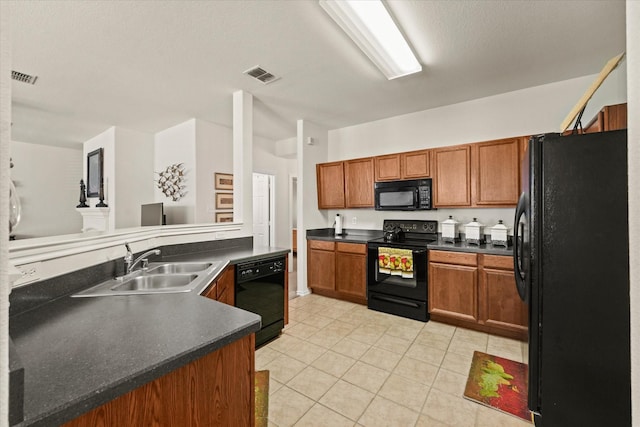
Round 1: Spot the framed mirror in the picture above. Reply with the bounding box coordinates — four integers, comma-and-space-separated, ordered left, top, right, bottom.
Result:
87, 148, 103, 197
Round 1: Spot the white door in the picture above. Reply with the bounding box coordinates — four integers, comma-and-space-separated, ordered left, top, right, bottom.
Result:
253, 173, 270, 247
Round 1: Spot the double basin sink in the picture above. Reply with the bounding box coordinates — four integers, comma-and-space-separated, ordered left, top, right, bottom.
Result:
73, 261, 223, 297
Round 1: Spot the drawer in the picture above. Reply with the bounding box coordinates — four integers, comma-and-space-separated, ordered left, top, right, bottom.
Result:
483, 254, 513, 270
309, 240, 335, 251
429, 250, 478, 266
336, 242, 366, 254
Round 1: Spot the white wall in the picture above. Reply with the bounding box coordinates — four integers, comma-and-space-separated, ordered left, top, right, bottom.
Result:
626, 1, 639, 424
10, 141, 83, 238
154, 120, 197, 224
114, 127, 155, 228
327, 67, 627, 232
195, 119, 233, 224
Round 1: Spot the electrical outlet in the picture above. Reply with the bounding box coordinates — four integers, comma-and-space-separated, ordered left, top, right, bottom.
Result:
352, 217, 357, 225
14, 262, 42, 286
215, 231, 227, 239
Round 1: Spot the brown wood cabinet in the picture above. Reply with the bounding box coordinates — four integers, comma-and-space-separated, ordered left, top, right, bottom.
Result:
63, 334, 255, 427
473, 137, 522, 206
344, 157, 374, 207
428, 250, 527, 340
374, 149, 430, 181
203, 266, 235, 306
317, 158, 374, 209
316, 161, 345, 209
479, 255, 527, 338
583, 102, 627, 133
335, 242, 367, 302
432, 145, 472, 207
307, 240, 336, 292
307, 239, 367, 304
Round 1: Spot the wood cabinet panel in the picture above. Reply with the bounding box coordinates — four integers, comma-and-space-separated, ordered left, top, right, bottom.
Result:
64, 334, 255, 427
292, 229, 297, 253
374, 154, 402, 181
307, 243, 336, 292
480, 268, 527, 334
433, 145, 472, 207
429, 262, 478, 322
584, 103, 627, 133
474, 138, 521, 206
336, 242, 367, 254
344, 158, 374, 207
402, 149, 430, 178
309, 240, 335, 251
316, 162, 345, 209
202, 266, 234, 306
335, 251, 367, 301
429, 250, 477, 266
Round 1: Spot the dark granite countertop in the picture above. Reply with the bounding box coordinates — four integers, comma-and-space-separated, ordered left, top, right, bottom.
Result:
306, 228, 513, 256
9, 246, 288, 427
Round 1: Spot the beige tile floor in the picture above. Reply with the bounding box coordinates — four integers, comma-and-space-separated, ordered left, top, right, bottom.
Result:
257, 294, 531, 427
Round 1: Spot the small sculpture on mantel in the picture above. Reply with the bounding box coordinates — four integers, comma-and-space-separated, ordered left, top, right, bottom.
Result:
96, 177, 108, 207
77, 179, 89, 208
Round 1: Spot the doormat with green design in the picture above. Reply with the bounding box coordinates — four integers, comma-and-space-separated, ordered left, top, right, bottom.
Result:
255, 370, 270, 427
463, 351, 532, 423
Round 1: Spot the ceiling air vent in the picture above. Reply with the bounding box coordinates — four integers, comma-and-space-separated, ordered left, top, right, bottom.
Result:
12, 70, 38, 85
243, 66, 280, 85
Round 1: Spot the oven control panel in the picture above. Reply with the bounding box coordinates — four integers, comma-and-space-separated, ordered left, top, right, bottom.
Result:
382, 220, 437, 234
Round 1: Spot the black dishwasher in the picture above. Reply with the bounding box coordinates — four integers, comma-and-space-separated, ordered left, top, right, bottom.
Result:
235, 256, 285, 347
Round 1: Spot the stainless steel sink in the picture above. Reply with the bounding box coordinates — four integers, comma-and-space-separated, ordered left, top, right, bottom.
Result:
72, 260, 224, 297
111, 274, 199, 291
146, 262, 212, 274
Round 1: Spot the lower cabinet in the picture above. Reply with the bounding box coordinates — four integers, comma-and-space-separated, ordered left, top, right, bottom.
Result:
307, 239, 367, 304
63, 334, 256, 427
203, 265, 235, 306
429, 250, 527, 340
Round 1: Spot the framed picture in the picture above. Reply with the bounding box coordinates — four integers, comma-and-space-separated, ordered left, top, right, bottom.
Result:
215, 193, 234, 210
86, 148, 103, 197
215, 173, 233, 190
215, 212, 233, 223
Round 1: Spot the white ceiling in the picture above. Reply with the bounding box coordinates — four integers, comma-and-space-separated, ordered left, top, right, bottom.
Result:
9, 0, 626, 148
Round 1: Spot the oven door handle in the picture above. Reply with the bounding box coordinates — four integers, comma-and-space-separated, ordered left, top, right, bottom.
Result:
371, 294, 421, 308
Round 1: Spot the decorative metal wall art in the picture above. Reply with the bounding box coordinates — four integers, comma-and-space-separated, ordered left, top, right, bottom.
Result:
156, 163, 186, 201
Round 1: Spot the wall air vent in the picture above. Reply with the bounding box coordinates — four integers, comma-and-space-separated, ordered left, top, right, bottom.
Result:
12, 70, 38, 85
243, 66, 280, 85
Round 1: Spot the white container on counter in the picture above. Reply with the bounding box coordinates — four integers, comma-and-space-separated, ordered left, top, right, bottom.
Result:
464, 218, 485, 245
441, 216, 460, 243
490, 220, 511, 248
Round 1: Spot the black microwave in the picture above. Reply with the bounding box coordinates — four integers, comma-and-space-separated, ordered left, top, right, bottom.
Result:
374, 178, 432, 210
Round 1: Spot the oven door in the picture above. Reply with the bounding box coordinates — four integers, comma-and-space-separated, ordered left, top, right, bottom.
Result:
366, 243, 427, 301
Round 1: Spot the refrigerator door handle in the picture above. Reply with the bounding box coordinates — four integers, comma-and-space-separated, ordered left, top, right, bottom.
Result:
514, 192, 528, 301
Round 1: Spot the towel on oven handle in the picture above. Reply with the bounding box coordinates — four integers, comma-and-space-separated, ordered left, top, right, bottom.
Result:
377, 247, 413, 279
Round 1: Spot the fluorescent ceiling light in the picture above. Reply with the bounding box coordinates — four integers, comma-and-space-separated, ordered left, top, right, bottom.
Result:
319, 0, 422, 80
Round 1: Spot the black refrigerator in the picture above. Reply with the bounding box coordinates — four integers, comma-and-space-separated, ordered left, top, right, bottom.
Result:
513, 130, 631, 426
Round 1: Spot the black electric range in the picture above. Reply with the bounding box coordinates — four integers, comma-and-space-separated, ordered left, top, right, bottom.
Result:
366, 220, 438, 321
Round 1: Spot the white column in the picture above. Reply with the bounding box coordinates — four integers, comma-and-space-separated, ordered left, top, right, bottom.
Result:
233, 91, 253, 236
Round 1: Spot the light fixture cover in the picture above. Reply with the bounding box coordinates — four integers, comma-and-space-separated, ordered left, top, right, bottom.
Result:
319, 0, 421, 80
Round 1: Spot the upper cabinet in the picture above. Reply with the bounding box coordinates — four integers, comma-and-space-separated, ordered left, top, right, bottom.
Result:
344, 157, 374, 208
583, 103, 627, 133
317, 157, 374, 209
316, 161, 345, 209
374, 149, 430, 181
473, 137, 522, 206
432, 145, 472, 207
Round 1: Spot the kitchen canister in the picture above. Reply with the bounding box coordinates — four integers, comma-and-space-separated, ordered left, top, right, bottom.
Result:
490, 220, 511, 248
464, 218, 485, 245
441, 216, 460, 243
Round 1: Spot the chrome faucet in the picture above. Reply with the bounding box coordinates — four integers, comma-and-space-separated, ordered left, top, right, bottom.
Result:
124, 242, 161, 274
